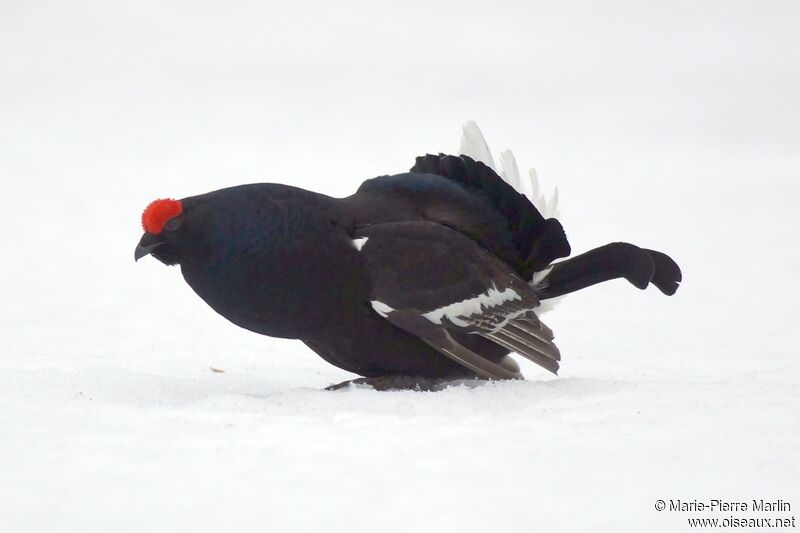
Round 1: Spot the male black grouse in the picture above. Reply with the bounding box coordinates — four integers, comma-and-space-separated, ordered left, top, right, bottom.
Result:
135, 151, 680, 385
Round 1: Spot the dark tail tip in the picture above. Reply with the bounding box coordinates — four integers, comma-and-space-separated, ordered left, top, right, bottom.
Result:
644, 249, 682, 295
610, 242, 655, 290
537, 242, 654, 299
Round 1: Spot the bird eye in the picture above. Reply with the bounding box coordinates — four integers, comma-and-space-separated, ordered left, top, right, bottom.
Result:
164, 217, 182, 232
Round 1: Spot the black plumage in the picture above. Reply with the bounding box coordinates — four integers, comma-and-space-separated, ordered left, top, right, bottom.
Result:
135, 154, 681, 381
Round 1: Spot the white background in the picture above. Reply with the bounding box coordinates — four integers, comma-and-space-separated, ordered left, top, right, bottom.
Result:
1, 1, 798, 531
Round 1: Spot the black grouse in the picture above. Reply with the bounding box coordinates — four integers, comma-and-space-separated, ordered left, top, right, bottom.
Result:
135, 151, 680, 385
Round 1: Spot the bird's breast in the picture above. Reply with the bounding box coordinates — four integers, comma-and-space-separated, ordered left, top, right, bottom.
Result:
180, 224, 371, 340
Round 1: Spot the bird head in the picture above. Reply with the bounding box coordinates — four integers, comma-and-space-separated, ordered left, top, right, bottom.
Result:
134, 198, 188, 265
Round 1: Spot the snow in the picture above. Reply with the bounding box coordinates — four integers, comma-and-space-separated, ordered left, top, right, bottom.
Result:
2, 1, 799, 531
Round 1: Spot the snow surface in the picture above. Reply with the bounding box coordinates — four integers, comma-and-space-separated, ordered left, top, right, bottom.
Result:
2, 1, 799, 532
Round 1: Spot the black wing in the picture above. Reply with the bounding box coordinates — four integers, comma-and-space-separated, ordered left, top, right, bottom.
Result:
353, 153, 571, 281
410, 153, 571, 275
355, 220, 561, 378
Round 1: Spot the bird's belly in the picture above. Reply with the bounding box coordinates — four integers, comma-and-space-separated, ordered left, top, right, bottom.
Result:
302, 309, 478, 378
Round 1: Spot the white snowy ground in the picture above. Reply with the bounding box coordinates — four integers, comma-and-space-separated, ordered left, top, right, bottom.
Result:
1, 1, 798, 531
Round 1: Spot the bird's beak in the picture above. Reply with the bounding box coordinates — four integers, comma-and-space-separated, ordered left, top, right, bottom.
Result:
134, 233, 164, 261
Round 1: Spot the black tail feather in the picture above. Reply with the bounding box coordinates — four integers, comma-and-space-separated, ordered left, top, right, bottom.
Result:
537, 242, 680, 299
643, 249, 682, 295
411, 153, 571, 277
